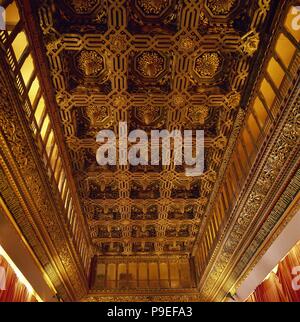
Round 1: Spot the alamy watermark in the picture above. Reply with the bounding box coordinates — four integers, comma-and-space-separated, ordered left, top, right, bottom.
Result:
292, 266, 300, 292
292, 6, 300, 31
0, 6, 6, 31
0, 266, 6, 291
96, 123, 204, 177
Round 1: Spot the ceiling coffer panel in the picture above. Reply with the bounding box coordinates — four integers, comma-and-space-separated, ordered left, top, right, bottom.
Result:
34, 0, 272, 257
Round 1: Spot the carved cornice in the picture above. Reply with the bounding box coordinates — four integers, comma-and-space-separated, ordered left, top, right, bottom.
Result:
82, 288, 202, 302
0, 55, 88, 300
194, 0, 298, 300
198, 81, 300, 301
82, 294, 202, 302
30, 0, 273, 260
192, 0, 279, 258
218, 169, 300, 301
233, 181, 300, 299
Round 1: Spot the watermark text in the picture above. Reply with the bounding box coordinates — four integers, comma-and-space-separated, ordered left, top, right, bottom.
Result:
291, 6, 300, 31
0, 266, 6, 290
292, 266, 300, 291
96, 123, 205, 177
0, 6, 6, 31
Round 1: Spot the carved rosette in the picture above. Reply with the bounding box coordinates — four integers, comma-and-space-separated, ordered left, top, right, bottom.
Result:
87, 105, 109, 127
137, 0, 170, 15
171, 94, 186, 108
188, 105, 209, 124
135, 105, 161, 125
240, 32, 260, 56
195, 52, 222, 78
178, 36, 196, 52
136, 51, 165, 78
67, 0, 99, 14
110, 34, 128, 52
112, 95, 127, 108
206, 0, 237, 16
77, 50, 104, 77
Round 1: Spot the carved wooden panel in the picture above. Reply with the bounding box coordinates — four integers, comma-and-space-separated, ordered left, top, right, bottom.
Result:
33, 0, 273, 258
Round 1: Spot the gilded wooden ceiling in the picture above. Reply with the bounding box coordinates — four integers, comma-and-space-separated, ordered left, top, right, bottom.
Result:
33, 0, 271, 258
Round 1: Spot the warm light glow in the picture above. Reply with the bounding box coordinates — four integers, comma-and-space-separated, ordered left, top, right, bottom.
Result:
260, 79, 276, 108
50, 144, 58, 170
11, 31, 28, 62
275, 33, 296, 68
247, 114, 260, 141
28, 77, 40, 105
54, 157, 62, 181
253, 97, 268, 128
267, 57, 285, 89
45, 130, 54, 157
40, 114, 50, 140
242, 128, 254, 158
34, 96, 46, 127
272, 264, 279, 275
0, 245, 43, 302
20, 54, 34, 87
5, 1, 20, 27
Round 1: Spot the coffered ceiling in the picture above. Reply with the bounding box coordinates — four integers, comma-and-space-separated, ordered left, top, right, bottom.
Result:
31, 0, 273, 259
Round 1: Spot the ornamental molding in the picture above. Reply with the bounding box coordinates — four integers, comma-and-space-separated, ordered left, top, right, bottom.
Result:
199, 82, 300, 301
0, 57, 88, 300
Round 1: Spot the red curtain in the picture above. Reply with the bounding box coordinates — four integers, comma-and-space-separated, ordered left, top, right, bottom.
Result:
246, 241, 300, 302
0, 255, 37, 302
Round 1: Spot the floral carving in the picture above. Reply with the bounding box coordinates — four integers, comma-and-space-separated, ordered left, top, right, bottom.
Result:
87, 105, 109, 127
206, 0, 237, 15
78, 50, 104, 77
179, 36, 195, 52
136, 51, 165, 78
201, 103, 300, 299
67, 0, 98, 14
137, 0, 170, 15
195, 53, 222, 78
188, 105, 209, 124
240, 32, 260, 56
136, 105, 161, 125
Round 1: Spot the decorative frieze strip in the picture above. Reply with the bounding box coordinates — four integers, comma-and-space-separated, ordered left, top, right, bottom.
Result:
222, 169, 300, 302
0, 56, 88, 299
82, 292, 202, 302
191, 0, 279, 258
0, 167, 67, 300
199, 85, 300, 300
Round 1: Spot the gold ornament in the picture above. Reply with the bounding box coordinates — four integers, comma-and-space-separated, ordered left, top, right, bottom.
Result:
179, 37, 195, 52
207, 0, 236, 15
195, 52, 222, 78
137, 0, 169, 15
172, 94, 186, 108
137, 51, 165, 78
78, 50, 104, 77
110, 34, 128, 52
113, 95, 127, 108
188, 105, 209, 124
87, 105, 109, 127
68, 0, 98, 14
227, 92, 241, 110
136, 105, 161, 125
241, 32, 260, 56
